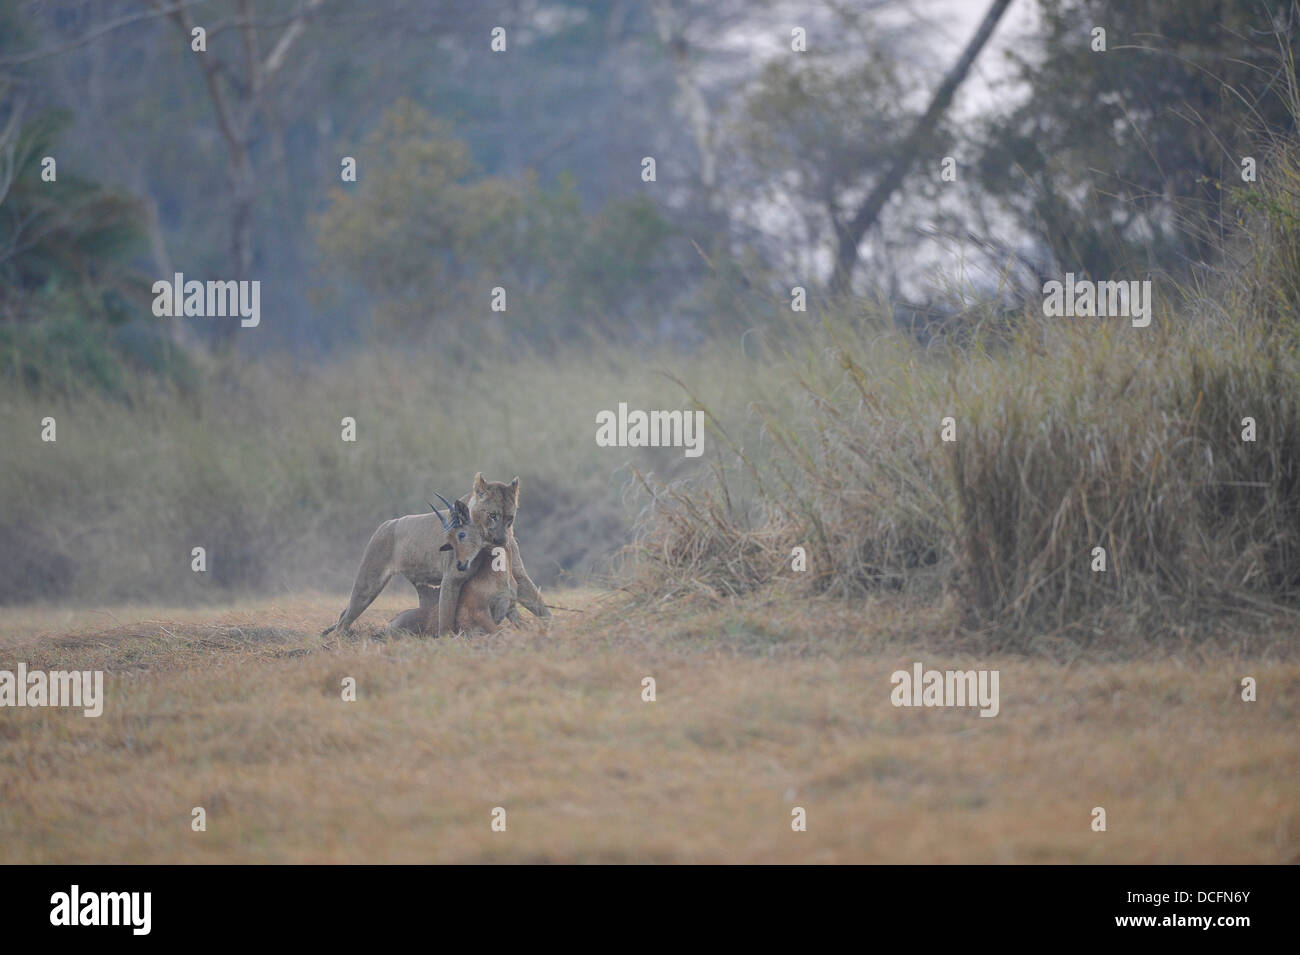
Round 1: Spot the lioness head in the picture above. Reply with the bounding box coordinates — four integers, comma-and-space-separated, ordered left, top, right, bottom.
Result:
468, 472, 519, 547
438, 499, 486, 573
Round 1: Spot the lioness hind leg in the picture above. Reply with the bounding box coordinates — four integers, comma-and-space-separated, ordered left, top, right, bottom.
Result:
326, 567, 393, 635
388, 606, 436, 636
324, 521, 398, 635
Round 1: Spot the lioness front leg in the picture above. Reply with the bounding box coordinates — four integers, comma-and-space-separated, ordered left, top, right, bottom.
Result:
435, 549, 473, 635
509, 539, 551, 622
415, 583, 440, 608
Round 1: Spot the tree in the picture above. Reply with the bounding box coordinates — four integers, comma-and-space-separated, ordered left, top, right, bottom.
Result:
738, 55, 915, 287
314, 100, 675, 344
0, 108, 144, 314
828, 0, 1013, 294
149, 0, 325, 345
975, 0, 1300, 283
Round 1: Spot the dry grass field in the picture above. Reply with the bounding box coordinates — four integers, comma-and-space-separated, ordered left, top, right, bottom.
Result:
7, 0, 1300, 876
1, 589, 1296, 864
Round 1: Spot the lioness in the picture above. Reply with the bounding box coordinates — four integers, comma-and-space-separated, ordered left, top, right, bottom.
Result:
388, 498, 518, 636
323, 473, 550, 635
434, 472, 550, 636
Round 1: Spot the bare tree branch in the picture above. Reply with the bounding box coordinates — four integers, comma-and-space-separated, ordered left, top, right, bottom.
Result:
0, 0, 205, 67
830, 0, 1014, 294
152, 0, 244, 152
0, 86, 25, 209
263, 0, 324, 80
651, 0, 717, 192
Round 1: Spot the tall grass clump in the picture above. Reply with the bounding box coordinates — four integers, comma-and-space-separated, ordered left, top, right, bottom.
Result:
625, 314, 959, 603
625, 146, 1300, 645
949, 312, 1298, 635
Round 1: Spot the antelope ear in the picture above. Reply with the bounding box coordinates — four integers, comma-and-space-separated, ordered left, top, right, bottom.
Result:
473, 471, 488, 495
509, 476, 520, 505
454, 499, 471, 523
439, 543, 452, 552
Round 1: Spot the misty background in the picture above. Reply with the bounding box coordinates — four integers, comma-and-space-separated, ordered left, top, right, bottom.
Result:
1, 0, 1296, 618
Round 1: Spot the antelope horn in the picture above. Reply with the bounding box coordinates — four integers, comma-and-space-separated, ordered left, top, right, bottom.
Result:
433, 492, 461, 527
427, 500, 451, 531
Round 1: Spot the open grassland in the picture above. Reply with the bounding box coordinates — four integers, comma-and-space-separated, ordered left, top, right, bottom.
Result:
1, 591, 1296, 864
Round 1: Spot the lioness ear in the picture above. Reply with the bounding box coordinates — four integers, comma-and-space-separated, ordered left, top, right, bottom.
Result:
473, 471, 487, 495
439, 543, 452, 551
510, 476, 520, 505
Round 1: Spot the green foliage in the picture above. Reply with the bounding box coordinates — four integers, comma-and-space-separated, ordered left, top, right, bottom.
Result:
562, 193, 675, 320
977, 0, 1300, 281
314, 100, 674, 343
0, 299, 127, 395
0, 284, 197, 399
314, 101, 494, 310
0, 110, 146, 302
0, 106, 192, 398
